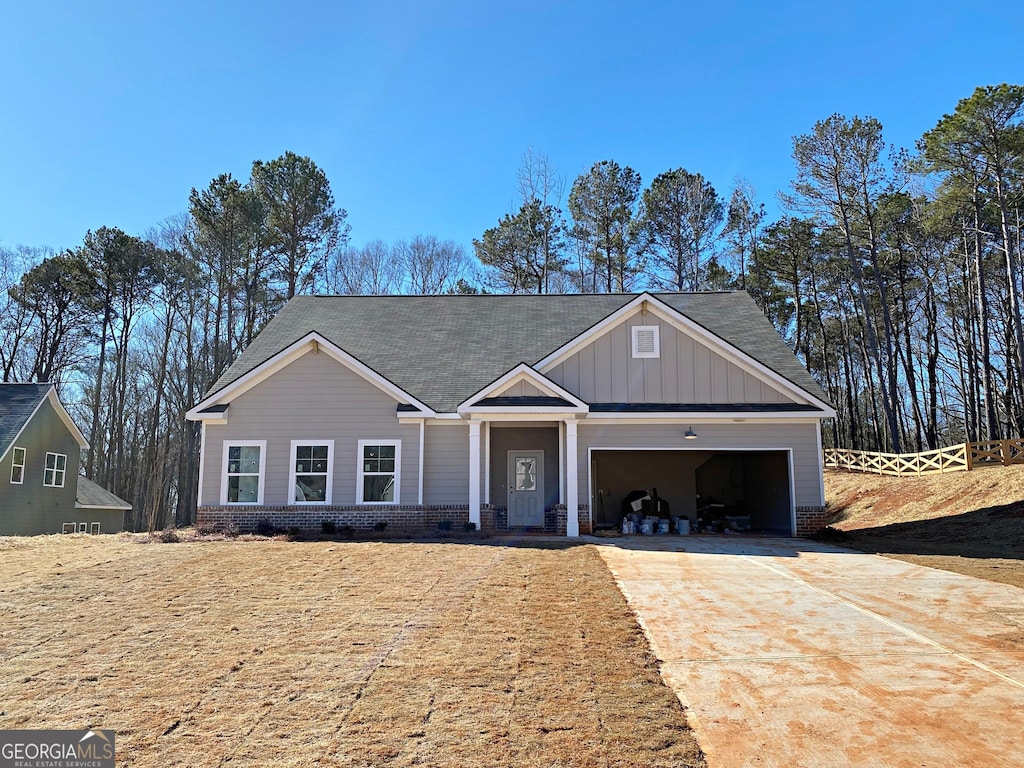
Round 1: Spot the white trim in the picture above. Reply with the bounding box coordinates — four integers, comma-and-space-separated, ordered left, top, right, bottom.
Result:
461, 408, 588, 419
468, 420, 481, 527
186, 333, 437, 421
0, 386, 88, 464
536, 293, 835, 416
484, 421, 491, 505
557, 421, 565, 505
43, 451, 67, 488
584, 414, 826, 424
220, 440, 267, 505
816, 423, 826, 506
565, 420, 579, 537
197, 422, 207, 506
456, 363, 589, 414
356, 439, 402, 505
631, 325, 660, 358
76, 503, 133, 511
288, 440, 335, 505
586, 445, 797, 536
418, 420, 425, 506
10, 446, 25, 484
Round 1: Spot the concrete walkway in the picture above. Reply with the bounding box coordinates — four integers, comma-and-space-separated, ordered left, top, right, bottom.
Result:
592, 536, 1024, 768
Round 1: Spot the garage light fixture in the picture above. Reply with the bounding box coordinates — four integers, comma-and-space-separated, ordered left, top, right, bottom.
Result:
684, 427, 698, 440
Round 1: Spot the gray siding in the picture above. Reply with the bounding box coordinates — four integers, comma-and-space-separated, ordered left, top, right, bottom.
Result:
0, 400, 83, 535
546, 314, 795, 404
577, 421, 821, 509
201, 350, 420, 507
494, 380, 546, 397
423, 423, 469, 505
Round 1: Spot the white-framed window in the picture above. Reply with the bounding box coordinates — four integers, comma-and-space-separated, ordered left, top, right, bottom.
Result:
44, 452, 67, 487
10, 446, 25, 484
357, 440, 401, 504
631, 325, 660, 358
290, 440, 334, 505
221, 440, 266, 505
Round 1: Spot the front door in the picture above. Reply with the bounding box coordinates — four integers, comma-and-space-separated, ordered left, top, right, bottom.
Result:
508, 451, 544, 527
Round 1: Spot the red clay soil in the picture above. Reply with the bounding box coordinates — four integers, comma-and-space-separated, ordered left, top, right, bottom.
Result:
823, 466, 1024, 587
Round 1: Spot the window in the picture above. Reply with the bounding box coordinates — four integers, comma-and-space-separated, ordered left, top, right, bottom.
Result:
44, 452, 67, 487
90, 522, 101, 535
11, 447, 25, 484
632, 325, 660, 358
222, 441, 266, 504
357, 440, 400, 504
290, 440, 334, 504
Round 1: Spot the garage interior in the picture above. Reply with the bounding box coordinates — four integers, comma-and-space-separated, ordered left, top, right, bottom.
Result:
590, 450, 793, 534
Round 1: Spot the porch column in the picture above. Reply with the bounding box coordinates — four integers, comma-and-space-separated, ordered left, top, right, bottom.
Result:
468, 419, 482, 528
565, 419, 579, 537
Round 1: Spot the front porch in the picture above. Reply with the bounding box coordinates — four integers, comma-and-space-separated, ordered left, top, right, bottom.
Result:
467, 418, 582, 537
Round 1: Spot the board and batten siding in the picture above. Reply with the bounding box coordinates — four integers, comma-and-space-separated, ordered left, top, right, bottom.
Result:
545, 314, 795, 404
201, 349, 420, 507
0, 399, 82, 535
577, 420, 823, 509
492, 380, 546, 398
423, 423, 469, 505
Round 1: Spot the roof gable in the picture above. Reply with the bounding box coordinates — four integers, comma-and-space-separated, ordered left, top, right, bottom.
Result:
0, 383, 88, 462
457, 363, 588, 414
539, 294, 832, 412
187, 333, 436, 419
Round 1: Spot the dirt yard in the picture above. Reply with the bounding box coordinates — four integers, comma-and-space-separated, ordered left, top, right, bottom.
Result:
0, 535, 705, 768
824, 466, 1024, 588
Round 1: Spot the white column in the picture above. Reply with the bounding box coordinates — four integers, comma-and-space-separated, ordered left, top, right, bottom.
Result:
468, 420, 482, 527
558, 420, 565, 504
565, 419, 579, 537
417, 419, 425, 506
484, 421, 491, 505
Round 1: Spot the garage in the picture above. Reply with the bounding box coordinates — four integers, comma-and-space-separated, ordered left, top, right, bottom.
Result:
589, 449, 793, 535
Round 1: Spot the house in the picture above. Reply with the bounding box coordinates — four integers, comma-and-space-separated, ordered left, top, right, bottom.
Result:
186, 292, 835, 537
0, 383, 131, 535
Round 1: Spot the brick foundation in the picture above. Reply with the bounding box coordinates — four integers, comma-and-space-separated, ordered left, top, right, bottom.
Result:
795, 506, 830, 537
197, 504, 484, 534
488, 504, 591, 536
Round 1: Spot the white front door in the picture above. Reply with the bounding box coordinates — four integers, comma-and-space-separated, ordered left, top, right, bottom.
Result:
508, 451, 544, 526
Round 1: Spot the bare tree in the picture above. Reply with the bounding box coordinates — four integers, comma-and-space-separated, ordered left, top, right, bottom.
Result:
397, 235, 471, 294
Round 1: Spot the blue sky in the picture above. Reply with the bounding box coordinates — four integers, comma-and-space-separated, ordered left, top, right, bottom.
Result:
2, 1, 1022, 256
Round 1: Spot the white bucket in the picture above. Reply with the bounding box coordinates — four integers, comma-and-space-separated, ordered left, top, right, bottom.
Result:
640, 519, 654, 535
676, 518, 690, 535
657, 519, 670, 534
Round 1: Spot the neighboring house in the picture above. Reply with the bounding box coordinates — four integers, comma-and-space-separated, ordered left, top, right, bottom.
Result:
186, 292, 835, 537
0, 383, 131, 535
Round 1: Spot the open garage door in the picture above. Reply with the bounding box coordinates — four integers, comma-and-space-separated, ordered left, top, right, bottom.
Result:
590, 449, 793, 535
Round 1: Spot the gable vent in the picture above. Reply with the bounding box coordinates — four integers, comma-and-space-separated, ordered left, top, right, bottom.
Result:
632, 325, 660, 358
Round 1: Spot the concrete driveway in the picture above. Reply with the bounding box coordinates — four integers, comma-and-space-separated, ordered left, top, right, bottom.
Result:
592, 536, 1024, 768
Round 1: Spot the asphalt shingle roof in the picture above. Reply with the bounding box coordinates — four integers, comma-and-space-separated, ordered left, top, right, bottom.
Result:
77, 476, 132, 510
206, 292, 830, 413
0, 383, 53, 459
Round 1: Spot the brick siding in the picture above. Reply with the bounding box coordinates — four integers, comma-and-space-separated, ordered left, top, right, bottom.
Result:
198, 504, 480, 534
201, 502, 595, 536
795, 506, 830, 537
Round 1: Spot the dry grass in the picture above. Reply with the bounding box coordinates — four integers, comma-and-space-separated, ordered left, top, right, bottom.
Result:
824, 467, 1024, 588
0, 535, 705, 768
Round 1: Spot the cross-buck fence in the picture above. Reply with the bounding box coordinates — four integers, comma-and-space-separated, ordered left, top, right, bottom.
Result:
823, 440, 1024, 476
